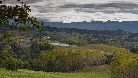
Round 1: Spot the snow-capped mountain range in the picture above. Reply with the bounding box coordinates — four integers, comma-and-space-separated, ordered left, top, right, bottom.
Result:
4, 0, 138, 23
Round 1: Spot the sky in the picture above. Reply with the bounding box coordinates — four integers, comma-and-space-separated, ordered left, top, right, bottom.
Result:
4, 0, 138, 23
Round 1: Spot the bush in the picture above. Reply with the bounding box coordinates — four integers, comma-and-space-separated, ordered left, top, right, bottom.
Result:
4, 57, 19, 71
36, 47, 107, 72
111, 49, 138, 78
26, 59, 48, 71
31, 39, 54, 58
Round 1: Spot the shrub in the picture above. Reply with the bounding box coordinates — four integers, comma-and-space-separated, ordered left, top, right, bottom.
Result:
4, 57, 19, 71
36, 47, 107, 72
111, 49, 138, 78
31, 39, 54, 58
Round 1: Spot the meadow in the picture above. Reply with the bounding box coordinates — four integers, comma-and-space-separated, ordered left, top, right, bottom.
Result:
0, 69, 111, 78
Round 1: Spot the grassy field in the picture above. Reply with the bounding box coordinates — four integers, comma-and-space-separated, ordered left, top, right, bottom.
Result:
0, 69, 111, 78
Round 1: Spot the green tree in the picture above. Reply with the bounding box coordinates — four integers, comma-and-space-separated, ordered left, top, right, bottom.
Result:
0, 0, 43, 31
0, 0, 44, 71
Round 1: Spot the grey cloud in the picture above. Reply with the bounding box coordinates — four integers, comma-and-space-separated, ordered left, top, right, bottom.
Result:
59, 2, 138, 9
38, 8, 66, 13
75, 8, 117, 14
75, 8, 138, 14
4, 0, 43, 4
33, 5, 69, 13
59, 2, 138, 14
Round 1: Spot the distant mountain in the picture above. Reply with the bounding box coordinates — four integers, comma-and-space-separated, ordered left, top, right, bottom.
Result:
45, 21, 138, 33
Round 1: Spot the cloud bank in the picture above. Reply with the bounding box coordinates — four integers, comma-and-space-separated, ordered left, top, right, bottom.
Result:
4, 0, 138, 22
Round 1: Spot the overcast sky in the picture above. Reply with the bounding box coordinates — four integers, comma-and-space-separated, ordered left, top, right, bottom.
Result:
5, 0, 138, 22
